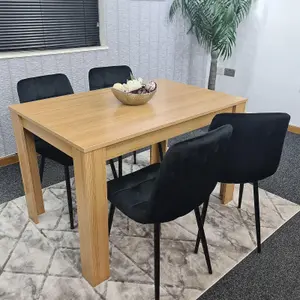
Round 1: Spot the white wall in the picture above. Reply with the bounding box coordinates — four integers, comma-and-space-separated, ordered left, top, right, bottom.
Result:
216, 2, 264, 98
0, 0, 192, 156
247, 0, 300, 126
199, 0, 300, 126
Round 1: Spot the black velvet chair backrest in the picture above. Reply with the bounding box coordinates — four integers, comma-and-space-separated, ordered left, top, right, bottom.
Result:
17, 74, 74, 103
88, 65, 132, 90
17, 74, 74, 143
148, 125, 233, 223
209, 113, 290, 183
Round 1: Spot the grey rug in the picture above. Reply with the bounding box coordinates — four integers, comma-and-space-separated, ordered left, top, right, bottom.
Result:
0, 151, 299, 300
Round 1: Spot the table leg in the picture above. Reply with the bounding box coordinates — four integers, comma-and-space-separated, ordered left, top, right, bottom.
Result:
233, 102, 246, 114
151, 141, 167, 164
73, 148, 110, 287
220, 184, 235, 205
10, 111, 44, 223
220, 102, 246, 204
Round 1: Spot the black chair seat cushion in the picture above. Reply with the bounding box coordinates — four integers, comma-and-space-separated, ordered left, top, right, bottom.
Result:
107, 164, 160, 224
35, 139, 73, 166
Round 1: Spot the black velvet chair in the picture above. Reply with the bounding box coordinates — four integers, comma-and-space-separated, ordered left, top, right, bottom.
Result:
89, 65, 132, 90
195, 113, 290, 254
17, 74, 118, 229
88, 65, 137, 176
107, 125, 233, 300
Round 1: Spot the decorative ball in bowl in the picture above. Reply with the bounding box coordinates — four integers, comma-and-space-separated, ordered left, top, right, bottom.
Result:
112, 78, 157, 106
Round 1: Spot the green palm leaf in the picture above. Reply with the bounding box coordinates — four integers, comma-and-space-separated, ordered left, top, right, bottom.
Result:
169, 0, 254, 60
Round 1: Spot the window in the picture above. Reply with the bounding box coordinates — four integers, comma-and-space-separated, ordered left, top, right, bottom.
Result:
0, 0, 100, 52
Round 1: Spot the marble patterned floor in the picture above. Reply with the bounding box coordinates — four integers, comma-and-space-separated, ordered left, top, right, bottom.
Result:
0, 151, 299, 300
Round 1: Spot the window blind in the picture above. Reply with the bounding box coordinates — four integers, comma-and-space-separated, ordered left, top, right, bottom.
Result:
0, 0, 100, 52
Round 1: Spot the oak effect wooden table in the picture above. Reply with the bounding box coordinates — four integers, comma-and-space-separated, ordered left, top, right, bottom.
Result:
9, 79, 247, 287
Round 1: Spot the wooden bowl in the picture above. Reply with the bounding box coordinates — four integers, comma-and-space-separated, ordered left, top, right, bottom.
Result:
111, 87, 157, 106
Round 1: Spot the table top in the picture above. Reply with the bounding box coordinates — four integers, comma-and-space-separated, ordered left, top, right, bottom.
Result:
10, 79, 247, 152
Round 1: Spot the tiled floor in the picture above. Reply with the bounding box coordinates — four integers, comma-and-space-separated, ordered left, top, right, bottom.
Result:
0, 151, 299, 300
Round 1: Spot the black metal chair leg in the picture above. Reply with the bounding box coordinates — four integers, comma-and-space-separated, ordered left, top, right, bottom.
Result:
194, 207, 212, 274
201, 199, 209, 224
133, 151, 137, 164
118, 155, 123, 177
109, 159, 118, 179
194, 199, 209, 254
39, 156, 46, 183
194, 225, 201, 254
253, 181, 261, 253
154, 223, 161, 300
64, 166, 74, 230
108, 204, 116, 235
238, 183, 244, 209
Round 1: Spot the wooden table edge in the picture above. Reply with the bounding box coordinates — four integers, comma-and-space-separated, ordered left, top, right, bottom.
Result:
9, 98, 247, 154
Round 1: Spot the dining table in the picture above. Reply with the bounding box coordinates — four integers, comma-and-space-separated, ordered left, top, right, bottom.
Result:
9, 78, 247, 287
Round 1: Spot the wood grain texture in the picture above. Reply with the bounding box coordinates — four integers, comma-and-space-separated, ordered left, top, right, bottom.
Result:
105, 107, 233, 160
73, 147, 110, 286
10, 111, 44, 223
0, 153, 18, 167
232, 102, 247, 113
150, 141, 167, 164
9, 79, 247, 153
220, 183, 235, 205
22, 119, 72, 156
288, 125, 300, 134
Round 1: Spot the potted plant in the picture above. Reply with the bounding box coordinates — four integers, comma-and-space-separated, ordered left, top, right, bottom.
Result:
169, 0, 255, 90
